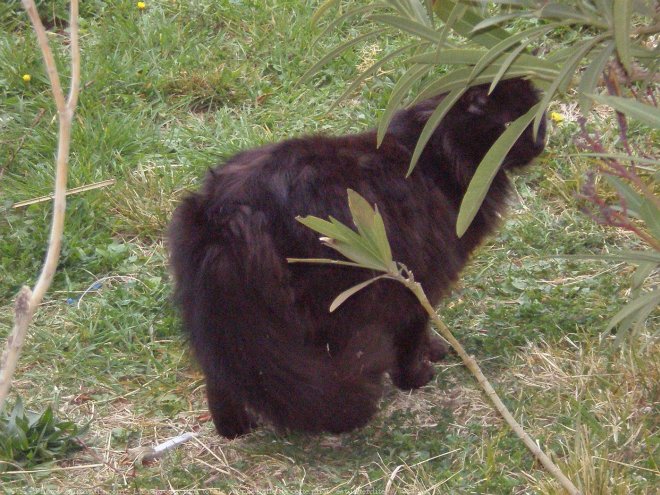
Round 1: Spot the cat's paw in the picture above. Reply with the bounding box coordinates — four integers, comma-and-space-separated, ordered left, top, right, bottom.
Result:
426, 335, 449, 362
391, 361, 435, 390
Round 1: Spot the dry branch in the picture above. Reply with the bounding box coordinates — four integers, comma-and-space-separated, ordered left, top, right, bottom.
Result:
0, 0, 80, 410
397, 272, 581, 495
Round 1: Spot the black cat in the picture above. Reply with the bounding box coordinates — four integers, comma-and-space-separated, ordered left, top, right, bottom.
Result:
168, 78, 545, 438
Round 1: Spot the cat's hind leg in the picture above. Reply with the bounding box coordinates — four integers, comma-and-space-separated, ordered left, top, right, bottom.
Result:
206, 378, 256, 439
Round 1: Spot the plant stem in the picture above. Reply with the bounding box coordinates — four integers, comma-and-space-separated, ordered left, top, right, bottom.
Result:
0, 0, 80, 411
396, 273, 581, 495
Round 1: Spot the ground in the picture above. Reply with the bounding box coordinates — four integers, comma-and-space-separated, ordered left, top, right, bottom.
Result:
0, 1, 657, 494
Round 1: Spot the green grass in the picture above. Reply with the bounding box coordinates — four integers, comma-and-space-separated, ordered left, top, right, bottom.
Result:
0, 1, 658, 493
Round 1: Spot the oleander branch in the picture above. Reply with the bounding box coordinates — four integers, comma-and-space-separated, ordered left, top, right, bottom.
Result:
0, 0, 80, 410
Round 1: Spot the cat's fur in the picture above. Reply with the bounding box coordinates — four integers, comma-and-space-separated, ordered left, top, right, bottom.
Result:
168, 78, 545, 438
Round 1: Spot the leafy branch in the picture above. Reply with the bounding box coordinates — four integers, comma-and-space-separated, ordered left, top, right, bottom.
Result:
289, 189, 580, 495
0, 0, 80, 410
307, 0, 658, 236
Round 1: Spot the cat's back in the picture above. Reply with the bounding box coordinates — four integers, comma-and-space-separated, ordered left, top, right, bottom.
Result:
196, 130, 412, 224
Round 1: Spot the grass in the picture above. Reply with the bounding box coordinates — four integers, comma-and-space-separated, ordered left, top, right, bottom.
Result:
0, 0, 658, 493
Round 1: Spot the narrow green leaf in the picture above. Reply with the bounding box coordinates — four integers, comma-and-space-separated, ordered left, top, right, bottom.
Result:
296, 215, 355, 243
593, 0, 613, 24
377, 64, 430, 146
605, 175, 644, 216
632, 261, 657, 290
488, 42, 529, 93
311, 0, 340, 26
368, 14, 441, 42
573, 153, 660, 166
347, 189, 393, 267
469, 24, 557, 85
408, 49, 559, 76
471, 12, 533, 32
606, 288, 660, 332
589, 94, 660, 128
555, 250, 660, 264
613, 0, 633, 74
347, 189, 381, 248
411, 67, 531, 106
300, 28, 392, 84
539, 3, 603, 25
638, 199, 660, 239
435, 1, 468, 55
314, 3, 390, 44
405, 0, 433, 26
578, 41, 616, 114
330, 42, 424, 111
329, 276, 387, 312
533, 36, 603, 138
433, 0, 509, 48
287, 258, 367, 269
323, 240, 389, 271
457, 102, 541, 237
296, 214, 383, 268
407, 86, 467, 177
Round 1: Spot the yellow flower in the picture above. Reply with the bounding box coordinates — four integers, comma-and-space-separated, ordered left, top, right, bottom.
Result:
137, 1, 146, 9
550, 111, 564, 123
22, 74, 31, 82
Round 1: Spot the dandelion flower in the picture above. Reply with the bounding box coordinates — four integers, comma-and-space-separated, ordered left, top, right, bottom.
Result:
22, 74, 31, 82
137, 1, 146, 9
550, 112, 564, 123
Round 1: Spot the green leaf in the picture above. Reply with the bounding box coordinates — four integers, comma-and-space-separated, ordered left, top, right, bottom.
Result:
606, 288, 660, 332
377, 63, 430, 146
329, 275, 387, 312
488, 42, 529, 93
589, 94, 660, 128
469, 24, 558, 85
296, 214, 388, 272
539, 3, 604, 25
300, 28, 392, 84
407, 86, 467, 176
638, 198, 660, 239
330, 42, 424, 111
296, 215, 355, 243
368, 14, 441, 42
434, 0, 467, 55
433, 0, 509, 48
311, 0, 340, 26
322, 239, 390, 272
605, 175, 644, 217
287, 258, 369, 269
408, 48, 559, 74
457, 102, 541, 237
555, 250, 660, 264
578, 41, 616, 114
573, 153, 660, 166
632, 261, 657, 291
471, 12, 534, 32
314, 3, 389, 44
347, 189, 393, 267
613, 0, 633, 74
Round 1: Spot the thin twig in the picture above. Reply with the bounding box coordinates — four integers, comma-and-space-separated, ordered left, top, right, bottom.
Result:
393, 268, 581, 495
12, 179, 116, 208
0, 0, 80, 410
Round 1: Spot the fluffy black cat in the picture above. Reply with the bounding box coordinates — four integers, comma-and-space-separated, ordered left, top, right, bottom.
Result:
168, 78, 545, 438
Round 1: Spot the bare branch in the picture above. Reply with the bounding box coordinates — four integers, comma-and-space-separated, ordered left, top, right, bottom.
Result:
397, 271, 581, 495
0, 0, 80, 410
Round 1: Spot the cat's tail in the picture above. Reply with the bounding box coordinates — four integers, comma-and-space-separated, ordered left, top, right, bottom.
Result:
169, 193, 392, 436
